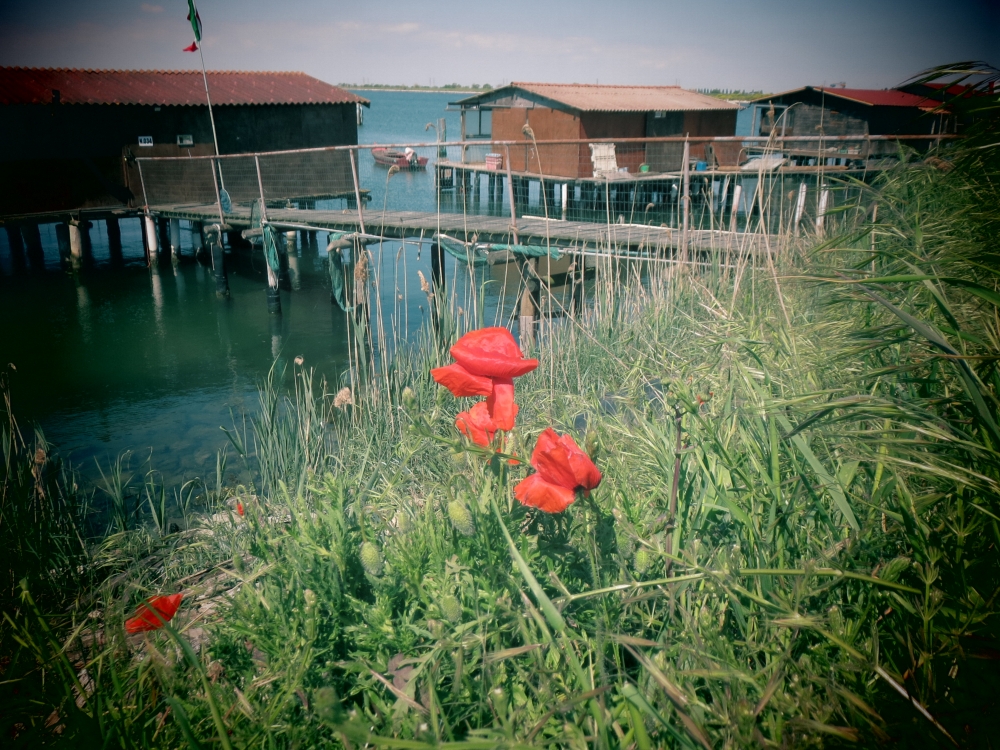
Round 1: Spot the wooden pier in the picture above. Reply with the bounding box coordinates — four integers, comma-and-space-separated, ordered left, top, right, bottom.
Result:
147, 202, 784, 256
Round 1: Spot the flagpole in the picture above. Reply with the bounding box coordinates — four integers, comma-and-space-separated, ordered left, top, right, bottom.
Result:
197, 45, 220, 159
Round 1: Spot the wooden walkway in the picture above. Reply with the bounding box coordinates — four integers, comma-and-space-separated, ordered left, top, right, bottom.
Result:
150, 202, 782, 255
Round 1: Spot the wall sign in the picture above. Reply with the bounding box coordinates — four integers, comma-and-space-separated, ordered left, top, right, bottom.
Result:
138, 136, 154, 147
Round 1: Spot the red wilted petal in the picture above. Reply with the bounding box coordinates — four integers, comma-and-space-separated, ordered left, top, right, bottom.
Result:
450, 327, 539, 379
486, 378, 518, 431
514, 474, 577, 513
455, 401, 497, 446
431, 363, 494, 397
530, 428, 602, 491
125, 594, 183, 633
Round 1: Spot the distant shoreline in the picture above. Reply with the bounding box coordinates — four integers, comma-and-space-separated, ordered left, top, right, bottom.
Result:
345, 87, 489, 95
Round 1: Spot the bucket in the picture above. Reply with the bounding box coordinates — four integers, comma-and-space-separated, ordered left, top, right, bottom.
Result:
695, 161, 708, 171
639, 163, 650, 173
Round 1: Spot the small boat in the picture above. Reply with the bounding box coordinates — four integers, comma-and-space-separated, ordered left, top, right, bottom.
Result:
372, 146, 428, 170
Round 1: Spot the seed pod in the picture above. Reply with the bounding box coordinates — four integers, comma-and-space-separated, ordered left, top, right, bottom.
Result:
440, 594, 462, 623
617, 534, 635, 559
359, 541, 384, 576
448, 500, 476, 537
401, 387, 417, 413
395, 511, 413, 534
303, 588, 317, 612
634, 549, 651, 575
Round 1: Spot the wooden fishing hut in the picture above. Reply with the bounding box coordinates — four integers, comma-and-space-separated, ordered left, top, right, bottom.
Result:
447, 82, 738, 177
0, 67, 368, 265
745, 86, 955, 163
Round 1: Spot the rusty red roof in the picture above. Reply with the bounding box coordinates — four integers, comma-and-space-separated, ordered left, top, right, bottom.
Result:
456, 82, 738, 112
755, 86, 943, 110
0, 67, 370, 107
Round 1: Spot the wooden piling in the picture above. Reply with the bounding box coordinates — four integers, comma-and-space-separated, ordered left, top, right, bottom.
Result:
169, 218, 181, 262
69, 222, 84, 263
190, 221, 205, 258
729, 185, 742, 233
143, 214, 159, 259
106, 218, 123, 262
157, 217, 170, 254
5, 225, 26, 273
680, 139, 691, 262
206, 225, 229, 298
518, 259, 540, 348
55, 223, 71, 266
21, 223, 45, 271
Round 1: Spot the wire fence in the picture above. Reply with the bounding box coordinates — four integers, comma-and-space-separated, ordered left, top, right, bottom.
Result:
136, 134, 948, 236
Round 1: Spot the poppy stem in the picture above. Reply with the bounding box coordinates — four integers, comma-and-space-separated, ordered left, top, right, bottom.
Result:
665, 405, 684, 570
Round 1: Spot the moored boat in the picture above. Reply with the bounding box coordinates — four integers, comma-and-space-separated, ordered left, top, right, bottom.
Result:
372, 146, 428, 170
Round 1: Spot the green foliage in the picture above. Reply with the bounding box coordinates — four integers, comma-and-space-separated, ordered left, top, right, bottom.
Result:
1, 109, 999, 747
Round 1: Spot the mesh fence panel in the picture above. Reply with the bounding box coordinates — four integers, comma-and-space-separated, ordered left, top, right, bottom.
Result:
136, 136, 923, 237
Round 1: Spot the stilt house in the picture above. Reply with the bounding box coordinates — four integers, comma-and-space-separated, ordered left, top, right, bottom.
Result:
0, 68, 369, 216
451, 82, 739, 178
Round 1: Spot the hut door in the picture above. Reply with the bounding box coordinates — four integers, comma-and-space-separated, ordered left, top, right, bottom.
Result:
646, 111, 685, 172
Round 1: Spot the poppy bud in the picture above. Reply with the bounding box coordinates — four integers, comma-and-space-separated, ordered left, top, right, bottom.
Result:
395, 511, 413, 533
359, 541, 384, 576
440, 594, 462, 623
401, 387, 417, 413
617, 534, 635, 559
303, 588, 317, 612
448, 500, 476, 537
585, 429, 600, 460
634, 549, 651, 575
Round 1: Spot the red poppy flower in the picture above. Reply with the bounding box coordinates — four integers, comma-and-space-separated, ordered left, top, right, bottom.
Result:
430, 363, 494, 397
449, 328, 539, 379
236, 500, 244, 516
486, 377, 517, 431
514, 428, 602, 513
455, 401, 498, 446
125, 594, 183, 633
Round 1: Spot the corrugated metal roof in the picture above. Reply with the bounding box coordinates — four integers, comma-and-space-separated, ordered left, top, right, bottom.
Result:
754, 86, 943, 109
0, 67, 370, 107
456, 82, 738, 112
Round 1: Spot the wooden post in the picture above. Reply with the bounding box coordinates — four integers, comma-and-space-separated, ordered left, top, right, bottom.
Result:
190, 220, 205, 259
206, 225, 229, 298
55, 223, 71, 266
169, 218, 181, 263
816, 185, 830, 235
157, 217, 170, 255
106, 218, 122, 262
729, 184, 742, 233
5, 226, 26, 272
460, 109, 467, 164
69, 221, 84, 264
518, 257, 540, 349
793, 181, 807, 236
680, 139, 691, 262
144, 214, 159, 259
21, 223, 45, 271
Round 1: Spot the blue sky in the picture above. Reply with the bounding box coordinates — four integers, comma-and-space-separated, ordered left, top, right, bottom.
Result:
1, 0, 997, 91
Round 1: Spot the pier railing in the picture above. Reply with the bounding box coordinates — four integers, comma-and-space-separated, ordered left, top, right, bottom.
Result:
136, 134, 954, 236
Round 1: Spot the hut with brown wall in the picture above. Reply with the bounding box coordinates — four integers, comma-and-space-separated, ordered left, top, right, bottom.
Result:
453, 82, 738, 178
747, 86, 955, 158
0, 68, 369, 217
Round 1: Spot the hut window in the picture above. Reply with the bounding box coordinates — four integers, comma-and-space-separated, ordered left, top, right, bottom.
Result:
654, 111, 666, 118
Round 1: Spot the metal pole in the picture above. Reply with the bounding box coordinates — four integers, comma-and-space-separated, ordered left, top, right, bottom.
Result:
198, 45, 221, 158
349, 148, 366, 235
680, 138, 690, 263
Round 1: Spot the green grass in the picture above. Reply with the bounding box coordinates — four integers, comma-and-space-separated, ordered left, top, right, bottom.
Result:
2, 122, 999, 748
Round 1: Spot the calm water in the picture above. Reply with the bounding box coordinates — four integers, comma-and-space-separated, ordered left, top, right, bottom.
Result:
0, 91, 510, 486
